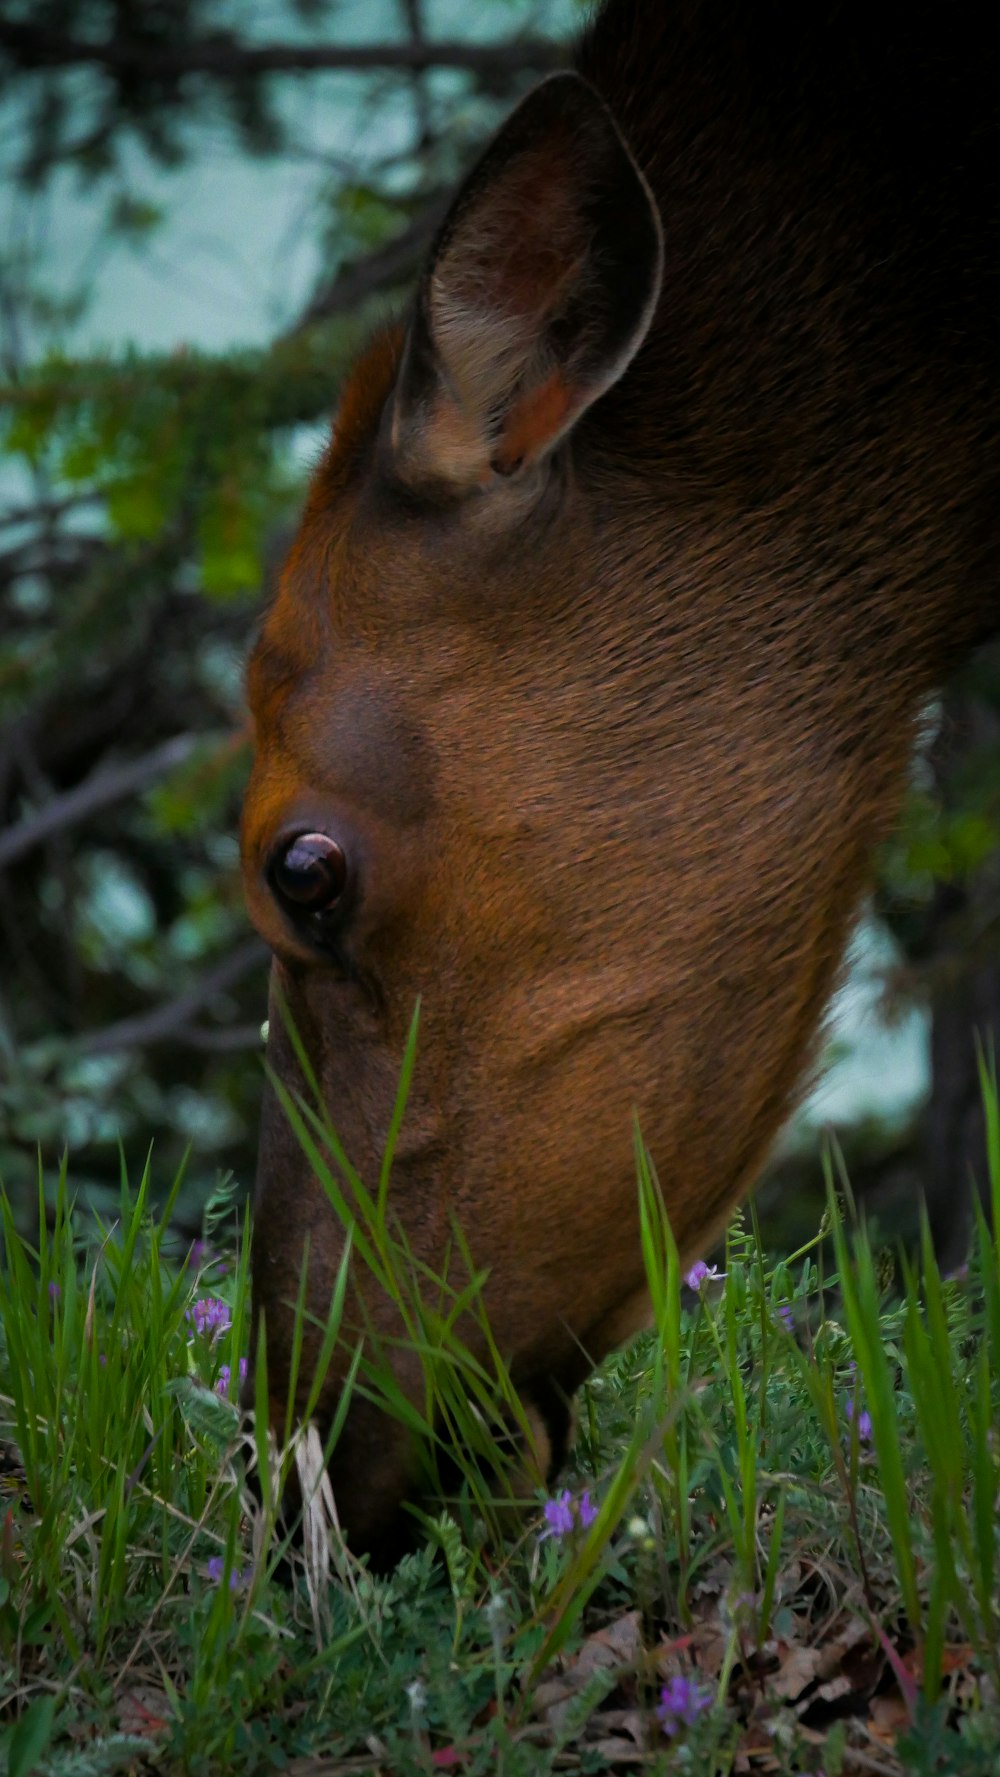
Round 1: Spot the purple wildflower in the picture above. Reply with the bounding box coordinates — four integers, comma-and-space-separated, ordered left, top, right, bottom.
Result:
206, 1555, 245, 1591
186, 1296, 231, 1340
541, 1488, 600, 1539
657, 1674, 712, 1737
48, 1281, 61, 1302
215, 1358, 248, 1398
776, 1303, 795, 1332
846, 1397, 873, 1442
542, 1490, 575, 1537
684, 1261, 720, 1291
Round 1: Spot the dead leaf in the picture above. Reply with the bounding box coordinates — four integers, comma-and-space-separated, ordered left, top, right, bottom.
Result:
595, 1707, 646, 1748
677, 1621, 728, 1679
532, 1679, 573, 1712
572, 1641, 622, 1681
689, 1556, 733, 1600
593, 1737, 646, 1763
117, 1686, 170, 1738
593, 1610, 643, 1664
770, 1644, 822, 1702
868, 1690, 911, 1746
652, 1631, 695, 1667
735, 1714, 780, 1760
814, 1674, 853, 1705
573, 1612, 642, 1681
814, 1615, 871, 1682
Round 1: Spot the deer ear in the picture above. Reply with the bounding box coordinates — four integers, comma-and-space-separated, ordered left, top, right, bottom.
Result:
388, 73, 663, 497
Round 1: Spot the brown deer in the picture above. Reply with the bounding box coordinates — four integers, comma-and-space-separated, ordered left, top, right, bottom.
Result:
240, 0, 999, 1562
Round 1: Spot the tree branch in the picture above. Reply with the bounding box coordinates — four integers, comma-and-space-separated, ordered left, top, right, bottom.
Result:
81, 938, 269, 1056
0, 491, 102, 531
0, 734, 200, 870
0, 24, 563, 82
174, 1021, 266, 1052
290, 204, 445, 336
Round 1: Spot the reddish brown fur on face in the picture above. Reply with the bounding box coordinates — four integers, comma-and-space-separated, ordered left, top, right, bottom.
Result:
305, 329, 404, 518
242, 0, 999, 1563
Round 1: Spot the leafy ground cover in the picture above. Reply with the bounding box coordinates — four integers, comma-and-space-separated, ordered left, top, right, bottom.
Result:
3, 1062, 1000, 1775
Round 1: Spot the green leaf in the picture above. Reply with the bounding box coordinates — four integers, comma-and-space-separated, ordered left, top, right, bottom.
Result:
21, 1601, 54, 1645
106, 477, 167, 539
108, 194, 165, 239
7, 1694, 56, 1777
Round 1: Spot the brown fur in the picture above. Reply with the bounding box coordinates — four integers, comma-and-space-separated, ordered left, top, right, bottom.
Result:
241, 0, 999, 1561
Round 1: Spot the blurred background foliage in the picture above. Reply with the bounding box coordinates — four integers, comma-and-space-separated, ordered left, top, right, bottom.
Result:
1, 0, 999, 1262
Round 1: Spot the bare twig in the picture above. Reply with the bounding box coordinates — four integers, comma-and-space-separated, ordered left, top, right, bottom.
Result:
0, 735, 200, 870
0, 533, 106, 587
174, 1022, 265, 1053
401, 0, 433, 153
844, 1749, 906, 1777
81, 939, 269, 1056
289, 204, 444, 336
0, 491, 103, 532
0, 25, 563, 82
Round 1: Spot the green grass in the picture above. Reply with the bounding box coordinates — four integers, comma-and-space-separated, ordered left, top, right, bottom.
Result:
3, 1062, 1000, 1773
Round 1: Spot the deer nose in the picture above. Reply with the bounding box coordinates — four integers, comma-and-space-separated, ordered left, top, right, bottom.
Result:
268, 831, 349, 919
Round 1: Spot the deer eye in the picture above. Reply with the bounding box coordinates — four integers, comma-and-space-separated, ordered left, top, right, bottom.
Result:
268, 831, 349, 922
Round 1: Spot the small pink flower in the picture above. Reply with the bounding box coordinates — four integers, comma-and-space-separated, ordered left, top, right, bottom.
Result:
542, 1490, 575, 1537
540, 1489, 599, 1539
185, 1297, 231, 1340
846, 1397, 873, 1442
206, 1555, 246, 1591
657, 1674, 712, 1736
684, 1261, 721, 1291
215, 1358, 248, 1398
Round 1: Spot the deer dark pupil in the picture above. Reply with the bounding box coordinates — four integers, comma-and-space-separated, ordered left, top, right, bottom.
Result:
271, 833, 346, 912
